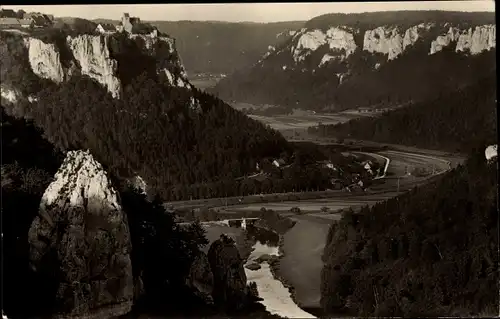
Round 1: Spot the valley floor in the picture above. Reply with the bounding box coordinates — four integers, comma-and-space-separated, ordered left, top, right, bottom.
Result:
169, 110, 466, 316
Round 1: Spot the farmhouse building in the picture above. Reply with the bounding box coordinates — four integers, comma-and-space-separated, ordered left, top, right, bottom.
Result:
0, 9, 16, 18
96, 23, 116, 34
0, 17, 20, 28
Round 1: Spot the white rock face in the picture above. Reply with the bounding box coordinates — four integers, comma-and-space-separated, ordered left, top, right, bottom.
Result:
363, 26, 404, 60
27, 38, 65, 83
164, 69, 175, 85
403, 23, 434, 50
293, 27, 357, 62
319, 54, 336, 67
1, 86, 19, 104
129, 175, 147, 195
456, 24, 496, 55
67, 35, 122, 98
40, 150, 121, 212
430, 27, 461, 54
485, 144, 498, 161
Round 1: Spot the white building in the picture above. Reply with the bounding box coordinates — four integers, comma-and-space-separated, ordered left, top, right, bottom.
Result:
96, 23, 116, 34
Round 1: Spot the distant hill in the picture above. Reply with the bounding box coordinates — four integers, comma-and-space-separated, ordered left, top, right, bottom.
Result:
212, 11, 495, 111
94, 18, 305, 75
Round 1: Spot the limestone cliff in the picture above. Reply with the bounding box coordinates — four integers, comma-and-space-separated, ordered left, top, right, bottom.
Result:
28, 150, 134, 319
292, 27, 358, 63
1, 30, 193, 100
256, 21, 495, 70
213, 11, 496, 111
67, 35, 122, 98
455, 24, 496, 55
429, 26, 461, 54
26, 37, 66, 83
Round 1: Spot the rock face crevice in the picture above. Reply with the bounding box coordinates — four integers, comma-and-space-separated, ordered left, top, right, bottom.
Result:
28, 150, 134, 319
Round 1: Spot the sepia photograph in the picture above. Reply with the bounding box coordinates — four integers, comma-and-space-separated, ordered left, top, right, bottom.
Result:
0, 1, 497, 318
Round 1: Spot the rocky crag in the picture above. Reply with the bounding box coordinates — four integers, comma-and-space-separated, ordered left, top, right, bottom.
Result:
27, 150, 134, 319
1, 29, 196, 106
212, 11, 496, 111
21, 150, 256, 318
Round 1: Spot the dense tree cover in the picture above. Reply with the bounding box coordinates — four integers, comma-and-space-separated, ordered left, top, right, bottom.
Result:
13, 72, 299, 201
321, 146, 498, 317
1, 107, 64, 318
212, 10, 495, 112
309, 72, 497, 153
120, 188, 214, 315
1, 107, 281, 318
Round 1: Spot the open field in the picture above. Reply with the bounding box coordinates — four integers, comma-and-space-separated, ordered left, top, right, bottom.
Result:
188, 76, 224, 90
248, 112, 361, 131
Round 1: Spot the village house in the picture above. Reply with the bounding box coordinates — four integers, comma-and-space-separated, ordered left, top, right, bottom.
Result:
96, 23, 116, 34
0, 9, 16, 18
24, 12, 54, 28
0, 17, 20, 28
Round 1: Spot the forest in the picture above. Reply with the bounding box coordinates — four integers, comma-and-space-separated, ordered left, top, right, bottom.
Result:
309, 72, 497, 154
1, 106, 283, 318
321, 146, 498, 317
1, 34, 368, 202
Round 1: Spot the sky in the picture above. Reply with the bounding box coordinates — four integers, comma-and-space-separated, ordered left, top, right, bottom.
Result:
2, 2, 495, 23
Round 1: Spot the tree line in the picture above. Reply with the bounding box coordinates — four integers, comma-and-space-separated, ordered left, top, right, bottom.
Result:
321, 146, 498, 317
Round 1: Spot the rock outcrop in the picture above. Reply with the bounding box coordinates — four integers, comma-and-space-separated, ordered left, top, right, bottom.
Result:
293, 27, 357, 63
3, 31, 193, 100
1, 86, 19, 104
429, 26, 461, 54
485, 144, 498, 161
207, 234, 248, 311
186, 252, 215, 304
67, 35, 122, 98
27, 150, 134, 319
27, 38, 65, 83
363, 26, 404, 61
456, 24, 496, 55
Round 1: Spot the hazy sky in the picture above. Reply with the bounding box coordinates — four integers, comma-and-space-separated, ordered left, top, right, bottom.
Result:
2, 2, 495, 23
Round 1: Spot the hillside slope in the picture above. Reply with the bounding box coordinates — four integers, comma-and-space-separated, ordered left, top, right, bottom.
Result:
212, 11, 496, 111
308, 72, 497, 153
321, 147, 498, 317
94, 19, 305, 75
0, 28, 291, 201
